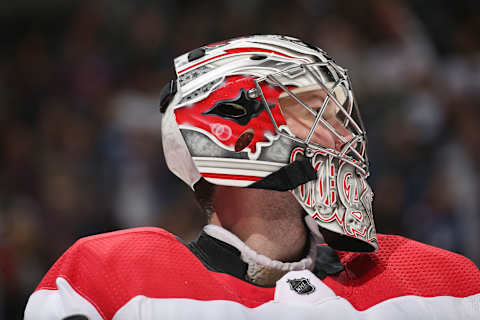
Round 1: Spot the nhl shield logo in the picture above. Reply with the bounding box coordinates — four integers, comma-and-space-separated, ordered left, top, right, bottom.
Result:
286, 277, 316, 295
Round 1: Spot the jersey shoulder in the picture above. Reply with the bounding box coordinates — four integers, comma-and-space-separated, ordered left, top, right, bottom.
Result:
35, 227, 194, 319
74, 226, 184, 268
76, 226, 180, 252
374, 233, 480, 292
330, 233, 480, 311
36, 227, 185, 290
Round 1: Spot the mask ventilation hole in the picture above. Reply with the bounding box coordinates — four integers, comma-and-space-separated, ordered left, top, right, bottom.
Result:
188, 48, 206, 62
235, 128, 254, 152
250, 55, 267, 60
216, 103, 247, 118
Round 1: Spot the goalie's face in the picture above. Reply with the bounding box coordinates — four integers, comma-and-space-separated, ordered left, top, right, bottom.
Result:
278, 87, 354, 152
255, 62, 368, 175
254, 63, 377, 252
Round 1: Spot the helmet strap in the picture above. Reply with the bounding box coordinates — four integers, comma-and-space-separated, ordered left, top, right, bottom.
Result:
249, 158, 317, 191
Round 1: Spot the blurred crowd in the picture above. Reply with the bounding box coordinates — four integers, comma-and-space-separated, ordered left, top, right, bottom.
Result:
1, 0, 479, 318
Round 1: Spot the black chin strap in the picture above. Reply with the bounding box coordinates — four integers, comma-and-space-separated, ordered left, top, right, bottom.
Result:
248, 158, 317, 191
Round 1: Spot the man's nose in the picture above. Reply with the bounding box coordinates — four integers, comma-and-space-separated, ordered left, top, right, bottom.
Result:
309, 123, 354, 152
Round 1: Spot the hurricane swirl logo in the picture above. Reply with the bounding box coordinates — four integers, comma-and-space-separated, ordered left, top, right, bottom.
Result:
210, 123, 232, 141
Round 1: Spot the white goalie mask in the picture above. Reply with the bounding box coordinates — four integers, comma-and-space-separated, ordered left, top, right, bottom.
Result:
160, 35, 377, 252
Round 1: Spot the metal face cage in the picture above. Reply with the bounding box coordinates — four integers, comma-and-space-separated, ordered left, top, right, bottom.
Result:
253, 61, 370, 177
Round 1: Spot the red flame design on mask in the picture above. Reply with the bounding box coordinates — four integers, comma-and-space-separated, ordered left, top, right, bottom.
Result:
174, 76, 288, 154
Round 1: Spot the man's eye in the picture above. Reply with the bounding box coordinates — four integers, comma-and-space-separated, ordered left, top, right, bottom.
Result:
215, 103, 248, 118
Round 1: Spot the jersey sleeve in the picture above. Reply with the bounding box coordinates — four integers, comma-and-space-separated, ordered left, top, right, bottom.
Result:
24, 237, 120, 320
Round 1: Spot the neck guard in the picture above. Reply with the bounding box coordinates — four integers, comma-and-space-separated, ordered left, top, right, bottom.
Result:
187, 225, 343, 286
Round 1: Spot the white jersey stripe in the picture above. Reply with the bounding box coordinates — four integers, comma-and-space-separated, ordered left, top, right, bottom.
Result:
24, 277, 104, 320
113, 294, 480, 320
25, 274, 480, 320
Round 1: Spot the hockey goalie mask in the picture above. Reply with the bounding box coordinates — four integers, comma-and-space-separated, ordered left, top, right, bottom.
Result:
161, 35, 377, 252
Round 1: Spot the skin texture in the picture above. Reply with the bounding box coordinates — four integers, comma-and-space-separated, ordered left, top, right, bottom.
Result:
210, 187, 308, 262
279, 87, 353, 149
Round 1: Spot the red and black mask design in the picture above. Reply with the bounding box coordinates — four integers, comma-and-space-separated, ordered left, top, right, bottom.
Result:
174, 76, 288, 156
202, 88, 274, 126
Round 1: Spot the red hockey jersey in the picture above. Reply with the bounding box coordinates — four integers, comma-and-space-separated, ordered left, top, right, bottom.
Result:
24, 227, 480, 319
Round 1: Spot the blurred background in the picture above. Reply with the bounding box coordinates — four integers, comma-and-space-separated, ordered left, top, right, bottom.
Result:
1, 0, 479, 317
